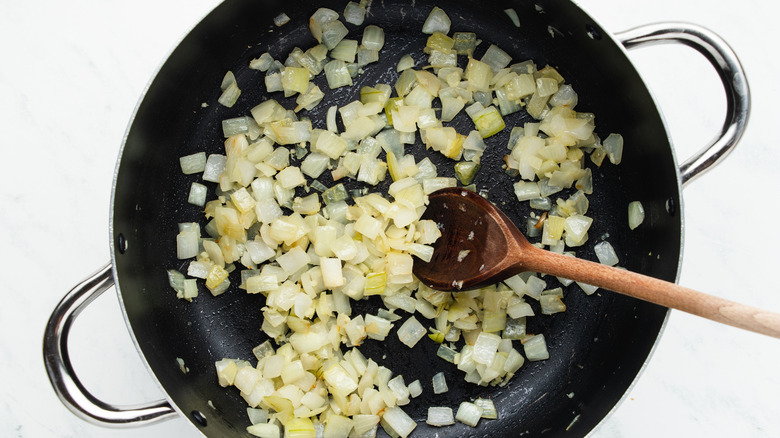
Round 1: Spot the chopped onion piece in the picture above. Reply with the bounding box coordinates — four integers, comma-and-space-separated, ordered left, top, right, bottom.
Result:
422, 6, 451, 35
628, 201, 645, 230
381, 406, 416, 438
343, 1, 365, 25
218, 81, 241, 108
285, 418, 314, 438
324, 60, 353, 89
249, 52, 274, 72
281, 67, 311, 95
176, 229, 199, 260
273, 12, 290, 27
321, 19, 349, 50
453, 32, 477, 55
427, 407, 455, 427
247, 422, 280, 438
396, 54, 415, 72
523, 334, 549, 361
320, 257, 345, 288
472, 106, 505, 138
603, 133, 624, 164
432, 372, 448, 394
481, 44, 512, 73
330, 39, 358, 63
474, 398, 498, 419
472, 332, 501, 365
540, 295, 566, 315
362, 25, 385, 51
357, 46, 379, 67
514, 181, 541, 202
397, 316, 426, 348
504, 8, 521, 27
180, 152, 207, 174
455, 401, 482, 427
407, 380, 423, 398
594, 241, 619, 266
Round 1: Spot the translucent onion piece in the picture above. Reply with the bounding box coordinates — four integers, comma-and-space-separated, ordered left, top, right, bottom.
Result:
273, 12, 290, 27
603, 133, 624, 164
452, 32, 477, 56
396, 54, 415, 72
455, 401, 482, 427
432, 372, 448, 394
397, 316, 426, 348
203, 154, 227, 182
330, 39, 358, 63
523, 334, 549, 361
427, 407, 455, 427
422, 6, 451, 34
249, 52, 274, 71
408, 380, 423, 398
481, 44, 512, 73
362, 25, 385, 51
321, 20, 349, 50
247, 422, 280, 438
628, 200, 645, 230
324, 60, 353, 89
380, 406, 416, 438
504, 8, 520, 27
594, 240, 619, 266
343, 1, 366, 25
180, 152, 207, 175
474, 398, 498, 419
218, 81, 241, 107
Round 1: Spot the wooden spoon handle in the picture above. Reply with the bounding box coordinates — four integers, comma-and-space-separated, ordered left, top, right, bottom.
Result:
521, 246, 780, 339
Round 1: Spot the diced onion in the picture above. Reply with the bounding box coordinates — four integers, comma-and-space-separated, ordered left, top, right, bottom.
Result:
343, 1, 365, 25
330, 39, 358, 63
432, 372, 448, 394
422, 6, 451, 35
324, 60, 353, 89
321, 20, 349, 50
381, 406, 417, 438
628, 200, 645, 230
247, 422, 280, 438
481, 44, 512, 73
396, 54, 415, 72
427, 407, 455, 427
474, 398, 498, 419
504, 8, 521, 27
273, 13, 290, 27
594, 240, 619, 266
472, 332, 501, 365
180, 152, 207, 175
455, 401, 482, 427
523, 334, 549, 361
397, 316, 426, 348
407, 380, 423, 398
603, 133, 624, 164
249, 52, 274, 72
362, 25, 385, 51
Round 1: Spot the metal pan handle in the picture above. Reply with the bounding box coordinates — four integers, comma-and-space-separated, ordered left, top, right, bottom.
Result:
43, 263, 177, 427
616, 22, 750, 187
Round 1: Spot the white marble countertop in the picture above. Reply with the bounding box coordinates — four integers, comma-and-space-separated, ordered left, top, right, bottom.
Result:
2, 0, 778, 437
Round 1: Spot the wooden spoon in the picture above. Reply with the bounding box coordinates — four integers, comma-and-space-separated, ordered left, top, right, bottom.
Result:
412, 187, 780, 338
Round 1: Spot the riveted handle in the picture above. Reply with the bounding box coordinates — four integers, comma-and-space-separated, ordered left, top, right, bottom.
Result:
617, 22, 750, 186
43, 263, 177, 427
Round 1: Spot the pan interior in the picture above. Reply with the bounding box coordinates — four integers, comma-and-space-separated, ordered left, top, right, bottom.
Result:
111, 0, 680, 436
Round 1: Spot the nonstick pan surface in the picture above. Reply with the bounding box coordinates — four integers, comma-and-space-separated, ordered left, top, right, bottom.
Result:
108, 0, 685, 436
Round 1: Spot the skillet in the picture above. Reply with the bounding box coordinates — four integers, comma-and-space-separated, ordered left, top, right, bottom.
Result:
44, 0, 749, 436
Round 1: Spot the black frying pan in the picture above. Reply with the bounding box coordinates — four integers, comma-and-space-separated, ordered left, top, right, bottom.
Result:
44, 0, 749, 436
